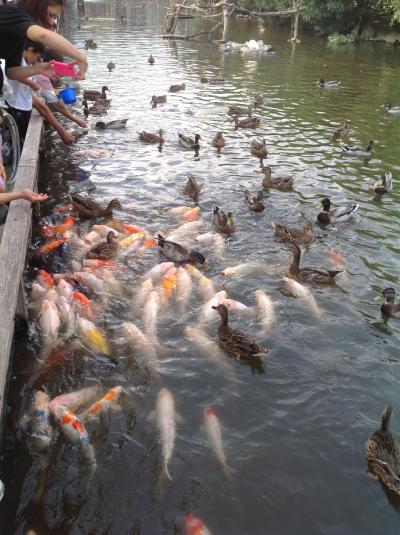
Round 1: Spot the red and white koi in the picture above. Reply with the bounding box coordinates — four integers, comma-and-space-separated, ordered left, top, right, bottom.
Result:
35, 238, 67, 257
37, 269, 55, 288
81, 386, 125, 421
184, 514, 213, 535
203, 407, 235, 479
72, 291, 95, 321
50, 386, 102, 413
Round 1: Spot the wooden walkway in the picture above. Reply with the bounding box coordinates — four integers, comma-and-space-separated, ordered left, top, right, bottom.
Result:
0, 109, 43, 435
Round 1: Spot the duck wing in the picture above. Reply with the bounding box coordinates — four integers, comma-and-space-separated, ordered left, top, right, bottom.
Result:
178, 133, 194, 147
330, 204, 358, 222
157, 234, 189, 263
229, 328, 268, 356
69, 194, 101, 213
213, 205, 227, 227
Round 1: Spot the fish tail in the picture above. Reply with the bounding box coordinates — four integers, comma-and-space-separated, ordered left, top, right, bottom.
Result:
381, 406, 393, 433
223, 463, 236, 480
164, 463, 173, 481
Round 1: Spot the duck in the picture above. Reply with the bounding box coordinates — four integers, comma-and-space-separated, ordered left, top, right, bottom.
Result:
69, 194, 122, 220
341, 140, 374, 158
138, 129, 164, 144
234, 116, 260, 130
84, 39, 98, 50
261, 166, 295, 191
254, 94, 264, 107
212, 304, 267, 360
244, 189, 265, 212
87, 231, 118, 260
384, 103, 400, 116
332, 121, 350, 142
150, 95, 167, 108
148, 55, 155, 65
182, 174, 202, 205
317, 197, 358, 224
82, 86, 109, 101
200, 77, 225, 84
169, 83, 185, 92
212, 132, 225, 152
227, 105, 252, 117
82, 100, 108, 117
272, 220, 314, 244
250, 139, 268, 166
381, 288, 400, 318
106, 62, 115, 72
157, 234, 206, 266
373, 172, 392, 195
288, 244, 343, 284
319, 78, 341, 88
95, 119, 128, 130
365, 407, 400, 494
178, 133, 201, 153
213, 206, 235, 235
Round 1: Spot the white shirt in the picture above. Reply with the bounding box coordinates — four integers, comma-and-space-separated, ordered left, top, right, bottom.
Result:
6, 58, 33, 111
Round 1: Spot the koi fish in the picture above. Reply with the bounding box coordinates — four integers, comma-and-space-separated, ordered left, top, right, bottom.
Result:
83, 259, 121, 270
281, 277, 321, 318
144, 262, 174, 283
119, 232, 144, 248
200, 291, 227, 323
143, 237, 156, 248
198, 276, 216, 303
72, 291, 95, 321
49, 386, 102, 413
167, 206, 193, 216
220, 263, 264, 277
75, 271, 104, 293
161, 266, 178, 304
81, 386, 125, 420
195, 232, 225, 257
28, 391, 53, 452
120, 322, 158, 366
76, 316, 111, 355
143, 291, 160, 343
35, 238, 67, 257
42, 216, 74, 238
37, 270, 55, 288
39, 299, 60, 342
203, 407, 235, 479
183, 207, 200, 221
57, 279, 73, 300
221, 298, 249, 311
175, 266, 192, 313
184, 514, 213, 535
107, 220, 143, 235
185, 263, 203, 280
57, 296, 75, 338
55, 203, 73, 213
255, 289, 275, 334
92, 224, 119, 238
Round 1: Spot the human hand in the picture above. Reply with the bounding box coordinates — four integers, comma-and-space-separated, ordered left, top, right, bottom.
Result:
75, 53, 88, 80
59, 129, 75, 145
37, 61, 56, 80
20, 189, 49, 203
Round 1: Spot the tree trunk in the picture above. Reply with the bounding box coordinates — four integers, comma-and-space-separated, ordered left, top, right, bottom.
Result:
221, 5, 230, 42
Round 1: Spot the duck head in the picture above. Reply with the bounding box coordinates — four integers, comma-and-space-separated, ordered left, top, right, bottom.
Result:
212, 303, 229, 321
321, 198, 331, 212
188, 250, 207, 267
107, 199, 122, 210
226, 212, 234, 226
102, 86, 110, 94
303, 221, 313, 231
106, 231, 117, 243
382, 287, 396, 303
95, 121, 106, 129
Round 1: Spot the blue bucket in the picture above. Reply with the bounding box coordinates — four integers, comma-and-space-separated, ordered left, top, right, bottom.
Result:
59, 86, 77, 104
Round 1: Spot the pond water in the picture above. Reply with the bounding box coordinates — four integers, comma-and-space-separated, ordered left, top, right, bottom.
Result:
1, 1, 400, 533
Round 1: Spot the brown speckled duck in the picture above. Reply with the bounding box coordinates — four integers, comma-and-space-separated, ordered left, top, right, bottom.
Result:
234, 116, 260, 130
213, 206, 235, 235
272, 220, 314, 244
261, 166, 295, 191
288, 244, 342, 284
69, 194, 121, 220
244, 189, 265, 212
381, 288, 400, 318
138, 129, 164, 144
169, 83, 185, 92
150, 95, 167, 108
183, 175, 202, 205
87, 231, 118, 260
250, 139, 268, 166
212, 132, 225, 153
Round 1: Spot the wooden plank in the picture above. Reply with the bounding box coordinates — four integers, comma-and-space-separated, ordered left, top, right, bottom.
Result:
0, 109, 43, 434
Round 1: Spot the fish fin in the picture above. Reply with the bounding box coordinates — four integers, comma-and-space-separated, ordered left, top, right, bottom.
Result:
147, 409, 156, 422
223, 463, 236, 480
164, 464, 173, 481
175, 411, 184, 424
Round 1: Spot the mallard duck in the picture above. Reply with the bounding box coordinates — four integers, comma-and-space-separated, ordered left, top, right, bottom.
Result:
317, 197, 358, 224
213, 206, 235, 235
200, 77, 225, 84
183, 175, 202, 205
319, 79, 341, 88
87, 231, 118, 260
83, 86, 109, 101
95, 119, 128, 130
148, 55, 155, 65
212, 304, 267, 359
341, 140, 374, 158
365, 407, 400, 494
381, 288, 400, 318
250, 139, 268, 166
106, 62, 115, 72
157, 234, 206, 266
82, 100, 107, 117
138, 129, 164, 144
84, 39, 98, 50
254, 95, 264, 107
169, 83, 185, 92
288, 244, 343, 284
384, 103, 400, 116
332, 121, 350, 142
244, 189, 265, 212
261, 166, 294, 191
150, 95, 167, 108
234, 117, 260, 130
212, 132, 225, 152
272, 220, 314, 244
373, 172, 392, 195
178, 133, 201, 153
227, 105, 252, 117
69, 194, 121, 220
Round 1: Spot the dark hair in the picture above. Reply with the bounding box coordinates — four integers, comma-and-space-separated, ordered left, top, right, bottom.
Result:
18, 0, 64, 29
24, 39, 46, 54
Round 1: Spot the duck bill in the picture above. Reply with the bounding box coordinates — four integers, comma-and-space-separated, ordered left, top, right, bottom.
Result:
198, 262, 211, 272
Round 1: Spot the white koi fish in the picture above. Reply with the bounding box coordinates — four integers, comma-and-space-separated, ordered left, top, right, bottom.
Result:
39, 299, 60, 342
203, 407, 235, 479
221, 298, 250, 312
133, 278, 153, 310
220, 263, 265, 277
200, 291, 227, 323
57, 296, 76, 339
74, 271, 105, 294
49, 386, 102, 413
255, 289, 275, 334
175, 266, 192, 313
166, 206, 193, 216
143, 290, 160, 343
81, 386, 125, 421
120, 322, 158, 367
57, 279, 73, 300
198, 276, 216, 303
281, 277, 321, 318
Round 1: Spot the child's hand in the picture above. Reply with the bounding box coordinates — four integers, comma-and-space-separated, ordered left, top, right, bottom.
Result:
20, 189, 49, 203
37, 61, 56, 80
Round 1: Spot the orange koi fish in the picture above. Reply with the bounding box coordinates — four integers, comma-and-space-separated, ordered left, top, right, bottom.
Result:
82, 386, 125, 420
72, 291, 95, 321
107, 220, 143, 235
83, 259, 122, 270
161, 267, 177, 303
42, 216, 74, 238
183, 207, 200, 222
36, 238, 67, 257
143, 238, 156, 249
55, 203, 73, 213
184, 514, 213, 535
37, 269, 55, 288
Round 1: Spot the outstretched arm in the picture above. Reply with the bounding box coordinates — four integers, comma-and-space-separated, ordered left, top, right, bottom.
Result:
0, 190, 48, 204
32, 96, 74, 145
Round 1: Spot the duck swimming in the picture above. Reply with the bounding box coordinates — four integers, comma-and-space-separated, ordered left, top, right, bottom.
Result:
319, 79, 341, 88
244, 189, 265, 212
381, 288, 400, 318
272, 220, 314, 244
227, 105, 252, 117
95, 119, 128, 130
106, 62, 115, 72
157, 234, 206, 266
234, 116, 260, 130
148, 55, 155, 65
178, 133, 201, 153
213, 206, 235, 235
261, 167, 294, 191
150, 95, 167, 108
69, 195, 121, 220
341, 140, 374, 158
182, 175, 202, 205
138, 129, 164, 144
250, 139, 268, 166
373, 172, 392, 195
87, 231, 118, 260
254, 94, 264, 107
212, 132, 225, 153
169, 83, 185, 92
384, 103, 400, 116
83, 86, 109, 101
317, 198, 358, 224
288, 244, 343, 284
332, 122, 350, 142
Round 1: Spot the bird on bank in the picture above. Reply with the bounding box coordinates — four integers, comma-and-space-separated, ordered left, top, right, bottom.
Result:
332, 121, 350, 142
178, 133, 201, 153
150, 95, 167, 108
182, 175, 202, 205
169, 83, 185, 92
317, 197, 358, 224
213, 206, 235, 235
261, 166, 295, 191
106, 62, 115, 72
272, 220, 314, 244
95, 119, 128, 130
381, 288, 400, 318
227, 105, 252, 117
234, 116, 260, 130
244, 189, 265, 212
319, 78, 341, 88
69, 195, 121, 220
138, 129, 164, 144
341, 140, 374, 158
212, 132, 225, 153
83, 86, 109, 101
87, 231, 118, 260
148, 54, 155, 65
250, 139, 268, 167
157, 234, 206, 266
373, 172, 392, 195
288, 244, 343, 284
384, 103, 400, 115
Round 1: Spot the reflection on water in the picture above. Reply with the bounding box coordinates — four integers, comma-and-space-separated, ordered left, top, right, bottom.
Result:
1, 0, 400, 533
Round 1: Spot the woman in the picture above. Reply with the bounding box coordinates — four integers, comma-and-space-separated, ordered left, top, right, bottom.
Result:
0, 0, 87, 93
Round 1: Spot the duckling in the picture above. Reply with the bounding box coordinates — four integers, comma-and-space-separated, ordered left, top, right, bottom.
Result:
288, 244, 343, 284
365, 407, 400, 494
138, 129, 164, 144
254, 95, 264, 107
213, 206, 235, 235
261, 166, 295, 191
69, 194, 122, 220
384, 103, 400, 116
106, 62, 115, 72
212, 132, 225, 153
83, 86, 109, 101
272, 220, 314, 244
341, 140, 374, 158
169, 83, 185, 92
212, 304, 267, 360
157, 234, 206, 266
317, 197, 358, 224
95, 119, 128, 130
373, 172, 392, 195
381, 288, 400, 318
183, 175, 202, 205
250, 139, 268, 166
319, 78, 341, 88
332, 121, 350, 142
227, 105, 252, 117
150, 95, 167, 108
178, 133, 201, 153
234, 116, 260, 130
148, 55, 155, 65
244, 189, 265, 212
87, 231, 118, 260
